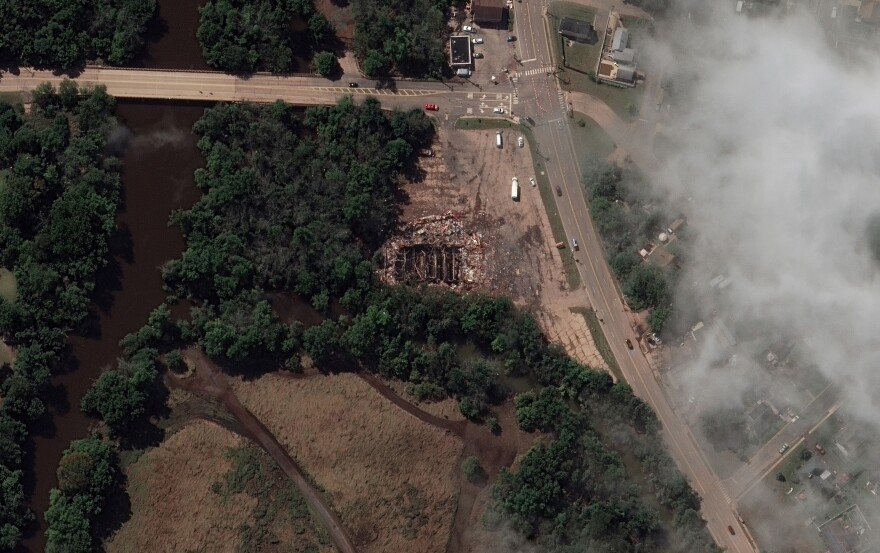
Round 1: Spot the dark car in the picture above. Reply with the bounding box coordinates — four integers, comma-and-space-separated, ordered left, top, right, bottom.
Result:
348, 82, 359, 87
473, 52, 484, 58
507, 35, 517, 42
625, 339, 634, 350
555, 185, 562, 196
727, 526, 735, 536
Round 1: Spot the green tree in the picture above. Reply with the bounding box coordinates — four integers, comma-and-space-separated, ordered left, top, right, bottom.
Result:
461, 455, 486, 484
312, 51, 338, 76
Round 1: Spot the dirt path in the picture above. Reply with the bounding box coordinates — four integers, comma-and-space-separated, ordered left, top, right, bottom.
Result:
166, 348, 359, 553
358, 373, 467, 438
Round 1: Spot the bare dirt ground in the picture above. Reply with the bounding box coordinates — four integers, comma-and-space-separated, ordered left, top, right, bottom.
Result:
105, 420, 255, 553
230, 372, 463, 553
398, 125, 607, 370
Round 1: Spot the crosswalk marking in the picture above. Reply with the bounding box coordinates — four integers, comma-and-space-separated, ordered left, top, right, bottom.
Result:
558, 90, 566, 110
311, 87, 438, 96
514, 66, 555, 78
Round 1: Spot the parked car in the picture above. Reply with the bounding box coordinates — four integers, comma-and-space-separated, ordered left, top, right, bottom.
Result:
472, 37, 484, 44
529, 177, 536, 187
424, 103, 439, 111
506, 35, 516, 42
778, 443, 790, 454
493, 107, 505, 114
473, 52, 484, 58
348, 82, 359, 87
518, 136, 524, 147
625, 339, 634, 350
815, 444, 826, 455
462, 25, 474, 32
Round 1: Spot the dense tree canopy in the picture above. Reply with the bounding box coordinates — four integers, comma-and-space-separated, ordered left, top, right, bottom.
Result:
583, 157, 674, 330
164, 98, 432, 312
197, 0, 335, 73
0, 0, 156, 69
44, 437, 118, 553
351, 0, 450, 77
0, 82, 121, 548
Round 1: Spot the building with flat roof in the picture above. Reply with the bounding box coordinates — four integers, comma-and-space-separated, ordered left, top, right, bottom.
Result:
612, 27, 630, 51
449, 36, 472, 67
859, 0, 880, 23
612, 48, 635, 63
817, 505, 873, 553
472, 0, 506, 25
559, 17, 596, 43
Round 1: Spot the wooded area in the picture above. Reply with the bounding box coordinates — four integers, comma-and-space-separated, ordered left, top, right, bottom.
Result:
0, 82, 122, 549
351, 0, 451, 77
74, 98, 720, 553
0, 0, 156, 69
583, 156, 675, 332
197, 0, 336, 73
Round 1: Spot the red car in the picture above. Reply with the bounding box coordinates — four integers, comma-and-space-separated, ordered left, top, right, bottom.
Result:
424, 103, 439, 111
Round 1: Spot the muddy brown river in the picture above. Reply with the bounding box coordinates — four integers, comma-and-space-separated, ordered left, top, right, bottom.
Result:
22, 3, 211, 549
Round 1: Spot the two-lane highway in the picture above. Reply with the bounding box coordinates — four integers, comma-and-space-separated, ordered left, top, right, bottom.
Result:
510, 1, 758, 551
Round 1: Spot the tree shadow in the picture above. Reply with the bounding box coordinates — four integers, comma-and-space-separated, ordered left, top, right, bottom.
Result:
89, 224, 133, 317
92, 472, 133, 546
132, 14, 172, 68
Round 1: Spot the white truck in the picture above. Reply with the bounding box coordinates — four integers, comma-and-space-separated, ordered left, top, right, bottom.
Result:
511, 177, 519, 200
496, 131, 503, 148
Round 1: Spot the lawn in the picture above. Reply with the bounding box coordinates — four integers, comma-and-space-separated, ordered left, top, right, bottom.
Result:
570, 306, 622, 382
547, 2, 646, 122
519, 124, 581, 290
570, 112, 616, 162
454, 117, 514, 131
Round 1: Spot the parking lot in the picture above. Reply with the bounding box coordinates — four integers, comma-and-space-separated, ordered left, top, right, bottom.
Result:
454, 14, 520, 89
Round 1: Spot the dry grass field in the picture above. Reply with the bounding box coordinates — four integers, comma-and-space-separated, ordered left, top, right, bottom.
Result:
231, 373, 463, 553
105, 421, 254, 553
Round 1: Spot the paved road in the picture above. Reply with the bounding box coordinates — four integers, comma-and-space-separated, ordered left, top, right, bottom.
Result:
510, 2, 757, 551
726, 389, 840, 501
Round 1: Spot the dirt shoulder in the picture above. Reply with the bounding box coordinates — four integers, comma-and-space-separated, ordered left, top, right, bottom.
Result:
395, 125, 607, 371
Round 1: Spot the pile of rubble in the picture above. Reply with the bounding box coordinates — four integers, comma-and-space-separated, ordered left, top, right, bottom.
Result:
381, 211, 486, 288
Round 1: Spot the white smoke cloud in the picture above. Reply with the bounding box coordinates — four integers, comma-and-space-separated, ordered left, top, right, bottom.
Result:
645, 4, 880, 422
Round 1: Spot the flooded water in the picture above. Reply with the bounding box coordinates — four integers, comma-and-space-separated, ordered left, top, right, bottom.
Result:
138, 0, 208, 70
21, 0, 213, 547
23, 102, 206, 551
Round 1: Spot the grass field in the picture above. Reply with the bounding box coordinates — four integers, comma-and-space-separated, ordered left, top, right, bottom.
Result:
570, 112, 616, 162
106, 421, 257, 553
547, 2, 645, 122
231, 373, 462, 553
519, 124, 581, 290
570, 307, 623, 382
454, 117, 514, 131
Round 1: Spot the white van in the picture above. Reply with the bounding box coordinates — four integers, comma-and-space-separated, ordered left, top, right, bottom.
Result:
511, 177, 519, 200
496, 131, 502, 148
518, 136, 524, 148
735, 0, 743, 12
